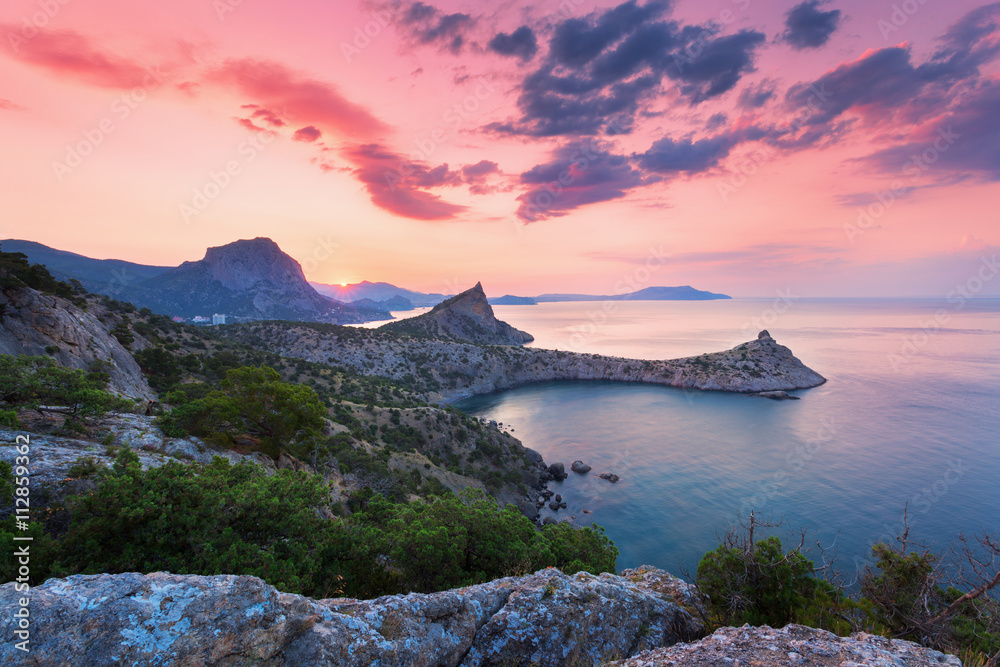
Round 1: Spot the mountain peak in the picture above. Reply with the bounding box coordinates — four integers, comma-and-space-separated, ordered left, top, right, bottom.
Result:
382, 282, 533, 345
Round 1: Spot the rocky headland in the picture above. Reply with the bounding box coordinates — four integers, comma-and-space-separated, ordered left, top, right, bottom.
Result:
380, 282, 534, 345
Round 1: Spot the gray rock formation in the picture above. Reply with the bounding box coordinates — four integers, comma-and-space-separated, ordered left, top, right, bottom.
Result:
222, 324, 826, 403
380, 282, 534, 345
0, 568, 702, 666
610, 623, 961, 666
0, 286, 153, 400
572, 460, 592, 473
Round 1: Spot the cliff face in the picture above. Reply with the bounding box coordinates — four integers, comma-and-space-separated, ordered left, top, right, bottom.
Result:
0, 286, 153, 400
0, 568, 702, 666
380, 282, 534, 345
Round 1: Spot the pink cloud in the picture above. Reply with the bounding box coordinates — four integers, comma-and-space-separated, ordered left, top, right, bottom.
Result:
2, 27, 160, 89
345, 143, 466, 220
208, 58, 388, 139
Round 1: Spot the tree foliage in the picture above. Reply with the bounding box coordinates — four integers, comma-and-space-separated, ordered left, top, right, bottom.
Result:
0, 355, 131, 417
158, 365, 327, 458
0, 450, 618, 602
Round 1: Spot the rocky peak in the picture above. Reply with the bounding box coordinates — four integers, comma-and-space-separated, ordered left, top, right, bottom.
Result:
381, 282, 534, 345
196, 237, 310, 294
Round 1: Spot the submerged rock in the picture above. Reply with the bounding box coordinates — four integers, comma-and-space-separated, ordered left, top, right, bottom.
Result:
571, 460, 592, 473
599, 472, 621, 483
753, 390, 799, 400
0, 568, 702, 666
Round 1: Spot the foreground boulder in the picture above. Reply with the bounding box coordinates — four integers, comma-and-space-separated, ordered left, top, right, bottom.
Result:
610, 623, 961, 666
0, 568, 702, 666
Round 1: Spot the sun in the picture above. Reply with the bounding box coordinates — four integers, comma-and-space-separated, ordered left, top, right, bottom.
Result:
339, 282, 348, 287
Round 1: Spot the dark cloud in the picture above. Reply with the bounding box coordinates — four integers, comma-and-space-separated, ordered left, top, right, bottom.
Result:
293, 126, 322, 142
782, 1, 842, 50
738, 79, 777, 109
400, 1, 474, 54
635, 131, 755, 174
461, 160, 502, 194
488, 0, 766, 137
785, 4, 1000, 130
705, 113, 728, 131
516, 143, 658, 221
488, 26, 538, 61
859, 80, 1000, 182
345, 143, 466, 220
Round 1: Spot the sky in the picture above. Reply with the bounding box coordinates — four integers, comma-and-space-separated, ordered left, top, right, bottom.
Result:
1, 0, 999, 297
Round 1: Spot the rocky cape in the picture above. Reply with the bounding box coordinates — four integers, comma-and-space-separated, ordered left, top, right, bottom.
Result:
223, 324, 826, 403
0, 284, 153, 400
0, 567, 959, 666
380, 282, 534, 346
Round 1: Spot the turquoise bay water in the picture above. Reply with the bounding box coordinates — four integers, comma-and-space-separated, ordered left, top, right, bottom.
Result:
456, 299, 1000, 577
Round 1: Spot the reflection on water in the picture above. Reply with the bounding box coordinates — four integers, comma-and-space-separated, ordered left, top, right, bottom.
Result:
458, 299, 1000, 576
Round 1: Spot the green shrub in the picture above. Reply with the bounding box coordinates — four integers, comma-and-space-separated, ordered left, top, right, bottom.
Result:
0, 409, 18, 428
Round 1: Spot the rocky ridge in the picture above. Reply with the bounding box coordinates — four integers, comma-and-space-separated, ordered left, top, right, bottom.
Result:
609, 623, 962, 666
380, 282, 534, 345
0, 567, 703, 666
0, 568, 960, 666
0, 285, 154, 400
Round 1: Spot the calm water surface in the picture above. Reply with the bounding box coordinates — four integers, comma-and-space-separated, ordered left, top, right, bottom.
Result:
456, 299, 1000, 576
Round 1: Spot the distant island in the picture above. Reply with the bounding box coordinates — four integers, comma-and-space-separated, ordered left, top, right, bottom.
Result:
535, 286, 731, 302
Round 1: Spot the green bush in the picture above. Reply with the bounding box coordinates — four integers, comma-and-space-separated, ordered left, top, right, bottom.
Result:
0, 355, 131, 418
2, 451, 617, 602
158, 366, 326, 458
0, 409, 18, 428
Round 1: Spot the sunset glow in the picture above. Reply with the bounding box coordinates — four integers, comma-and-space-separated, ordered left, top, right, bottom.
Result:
2, 0, 998, 296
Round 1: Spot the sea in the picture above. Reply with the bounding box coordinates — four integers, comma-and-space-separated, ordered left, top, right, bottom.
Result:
431, 298, 1000, 579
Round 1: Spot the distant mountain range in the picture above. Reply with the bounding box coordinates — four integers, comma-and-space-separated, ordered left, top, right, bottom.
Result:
311, 281, 449, 308
1, 238, 389, 324
2, 239, 731, 323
